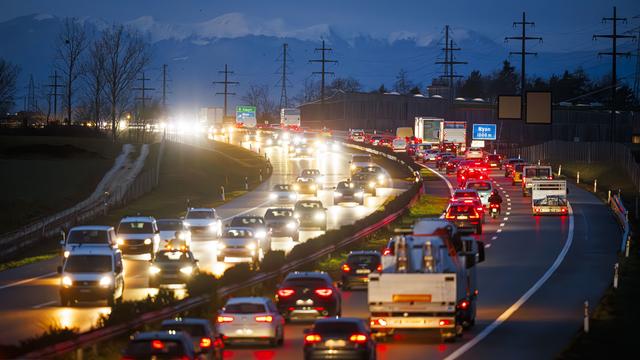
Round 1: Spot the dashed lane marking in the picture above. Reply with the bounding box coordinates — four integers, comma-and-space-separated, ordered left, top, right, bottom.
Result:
500, 223, 505, 227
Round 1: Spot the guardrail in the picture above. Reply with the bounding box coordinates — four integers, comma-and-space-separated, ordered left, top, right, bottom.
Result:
609, 194, 630, 253
24, 137, 420, 359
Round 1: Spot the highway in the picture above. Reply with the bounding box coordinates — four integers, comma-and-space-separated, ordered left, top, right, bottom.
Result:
222, 161, 620, 360
0, 135, 408, 345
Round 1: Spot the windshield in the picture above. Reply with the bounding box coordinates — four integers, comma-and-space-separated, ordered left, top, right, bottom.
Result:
155, 251, 191, 263
336, 182, 353, 190
265, 209, 293, 218
67, 229, 109, 244
186, 211, 213, 219
230, 217, 264, 227
156, 220, 183, 231
224, 229, 254, 238
352, 155, 371, 163
223, 303, 267, 314
273, 184, 290, 191
118, 221, 153, 234
467, 182, 491, 191
295, 202, 322, 210
302, 170, 319, 176
65, 255, 112, 273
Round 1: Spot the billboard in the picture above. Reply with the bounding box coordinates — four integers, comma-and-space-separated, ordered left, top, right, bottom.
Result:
526, 92, 552, 124
472, 124, 497, 140
236, 105, 257, 127
498, 95, 522, 120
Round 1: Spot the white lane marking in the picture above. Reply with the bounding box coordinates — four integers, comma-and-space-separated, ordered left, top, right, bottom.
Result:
499, 223, 505, 227
503, 217, 509, 221
491, 236, 497, 240
32, 300, 56, 309
497, 229, 503, 233
505, 194, 510, 198
221, 199, 271, 221
508, 207, 512, 211
485, 243, 492, 248
0, 272, 56, 291
445, 203, 575, 359
506, 212, 511, 215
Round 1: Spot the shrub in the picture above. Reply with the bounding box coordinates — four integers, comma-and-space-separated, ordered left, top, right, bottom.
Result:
187, 272, 218, 298
260, 250, 286, 273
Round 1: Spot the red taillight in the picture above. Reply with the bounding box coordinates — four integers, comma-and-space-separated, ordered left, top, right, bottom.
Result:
255, 315, 273, 323
548, 176, 553, 179
277, 288, 295, 298
341, 264, 351, 273
561, 207, 567, 213
304, 334, 322, 344
199, 337, 212, 348
469, 210, 480, 219
151, 340, 164, 349
476, 207, 484, 213
445, 213, 456, 220
349, 333, 368, 343
382, 248, 392, 256
376, 264, 382, 272
439, 319, 452, 327
315, 288, 333, 297
534, 207, 541, 213
458, 299, 470, 310
217, 315, 234, 323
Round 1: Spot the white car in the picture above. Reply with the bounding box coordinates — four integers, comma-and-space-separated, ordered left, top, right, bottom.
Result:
217, 227, 262, 264
466, 147, 484, 159
116, 216, 161, 258
392, 138, 407, 152
216, 297, 285, 347
423, 149, 439, 161
465, 180, 493, 206
61, 225, 117, 259
269, 184, 298, 203
184, 208, 222, 237
156, 219, 191, 250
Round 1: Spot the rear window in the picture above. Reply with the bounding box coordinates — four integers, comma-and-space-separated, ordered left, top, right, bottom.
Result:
160, 324, 206, 337
118, 221, 153, 234
487, 155, 501, 161
454, 191, 477, 198
448, 205, 476, 216
347, 255, 380, 266
467, 182, 491, 191
283, 277, 328, 286
313, 321, 361, 334
224, 303, 267, 314
65, 255, 112, 273
67, 230, 109, 244
125, 340, 186, 357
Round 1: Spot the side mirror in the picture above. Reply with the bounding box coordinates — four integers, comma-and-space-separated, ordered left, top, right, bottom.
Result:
477, 241, 486, 263
57, 266, 62, 274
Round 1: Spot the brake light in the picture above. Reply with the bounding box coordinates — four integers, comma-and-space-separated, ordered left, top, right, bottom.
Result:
457, 299, 470, 310
199, 337, 212, 348
341, 264, 351, 273
463, 199, 473, 203
382, 248, 392, 256
476, 207, 484, 213
370, 318, 388, 327
349, 333, 368, 343
561, 207, 567, 213
376, 264, 382, 272
534, 207, 541, 213
439, 319, 452, 327
255, 315, 273, 323
304, 334, 322, 344
469, 210, 480, 219
445, 213, 456, 220
315, 288, 333, 297
548, 176, 553, 179
217, 315, 234, 323
151, 340, 164, 349
277, 288, 295, 297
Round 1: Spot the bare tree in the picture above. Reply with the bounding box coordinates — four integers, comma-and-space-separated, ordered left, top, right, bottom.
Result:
241, 84, 278, 122
100, 25, 150, 141
0, 58, 20, 114
55, 18, 88, 125
81, 39, 107, 129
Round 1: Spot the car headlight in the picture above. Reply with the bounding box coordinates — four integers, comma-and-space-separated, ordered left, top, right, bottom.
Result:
369, 181, 376, 188
116, 238, 124, 246
149, 265, 161, 274
180, 266, 193, 275
286, 222, 297, 229
293, 185, 300, 191
62, 276, 72, 287
266, 139, 273, 145
314, 212, 325, 221
350, 164, 356, 170
288, 193, 297, 200
310, 185, 317, 190
246, 243, 257, 250
377, 174, 385, 182
183, 222, 191, 228
178, 232, 186, 240
317, 176, 325, 183
294, 213, 300, 219
99, 276, 112, 287
255, 230, 266, 239
355, 191, 364, 198
63, 250, 70, 258
144, 238, 152, 245
334, 191, 343, 197
332, 143, 340, 151
269, 193, 277, 200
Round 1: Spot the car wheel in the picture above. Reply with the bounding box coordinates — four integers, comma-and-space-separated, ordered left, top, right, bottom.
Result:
476, 224, 482, 235
60, 293, 71, 307
107, 293, 116, 307
278, 326, 285, 346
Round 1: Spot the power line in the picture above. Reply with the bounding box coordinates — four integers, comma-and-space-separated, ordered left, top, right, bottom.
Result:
505, 11, 543, 100
593, 6, 636, 141
213, 64, 239, 118
133, 71, 154, 124
47, 70, 63, 122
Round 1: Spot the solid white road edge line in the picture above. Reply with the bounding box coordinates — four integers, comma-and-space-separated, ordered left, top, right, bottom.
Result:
418, 163, 454, 196
32, 300, 56, 309
0, 272, 57, 291
444, 203, 575, 360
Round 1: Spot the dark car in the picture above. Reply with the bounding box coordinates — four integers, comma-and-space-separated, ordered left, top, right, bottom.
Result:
276, 272, 341, 321
504, 158, 527, 177
148, 250, 199, 287
351, 172, 378, 195
264, 208, 299, 241
340, 251, 381, 290
294, 200, 327, 231
445, 200, 482, 234
121, 331, 198, 360
446, 157, 463, 174
294, 178, 319, 196
485, 154, 503, 169
357, 165, 389, 187
333, 181, 364, 206
303, 318, 376, 360
160, 318, 224, 360
435, 152, 455, 170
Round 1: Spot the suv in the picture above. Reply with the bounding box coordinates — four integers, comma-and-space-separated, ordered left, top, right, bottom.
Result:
264, 208, 299, 241
276, 271, 341, 321
351, 171, 378, 195
216, 297, 285, 347
485, 154, 503, 169
160, 318, 224, 359
303, 318, 376, 360
333, 181, 364, 206
148, 249, 199, 287
229, 216, 271, 253
184, 208, 222, 237
58, 246, 124, 306
121, 331, 198, 360
116, 216, 160, 258
340, 251, 381, 290
156, 219, 191, 250
445, 200, 483, 234
294, 200, 328, 231
350, 154, 373, 175
61, 225, 117, 259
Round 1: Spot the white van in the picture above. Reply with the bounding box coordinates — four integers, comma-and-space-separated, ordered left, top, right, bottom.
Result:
61, 225, 117, 259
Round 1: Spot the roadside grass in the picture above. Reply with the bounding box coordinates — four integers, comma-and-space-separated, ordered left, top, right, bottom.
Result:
0, 136, 120, 233
0, 253, 57, 272
549, 161, 637, 202
408, 194, 448, 218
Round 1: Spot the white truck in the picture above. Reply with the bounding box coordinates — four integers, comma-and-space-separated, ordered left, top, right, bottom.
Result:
369, 219, 485, 341
443, 121, 467, 153
415, 117, 444, 145
280, 108, 301, 129
199, 107, 224, 130
522, 165, 553, 196
531, 180, 568, 215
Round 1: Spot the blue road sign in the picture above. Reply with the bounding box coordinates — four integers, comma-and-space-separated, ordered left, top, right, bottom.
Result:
472, 124, 497, 140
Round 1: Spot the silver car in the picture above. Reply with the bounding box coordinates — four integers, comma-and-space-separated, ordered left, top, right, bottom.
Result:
217, 227, 261, 264
216, 297, 284, 347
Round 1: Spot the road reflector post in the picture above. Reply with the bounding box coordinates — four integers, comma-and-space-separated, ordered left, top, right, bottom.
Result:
608, 190, 611, 204
558, 164, 562, 177
625, 235, 631, 258
583, 300, 589, 333
577, 172, 580, 184
220, 186, 225, 201
245, 176, 249, 190
593, 179, 597, 193
538, 159, 541, 165
259, 169, 263, 182
613, 262, 619, 289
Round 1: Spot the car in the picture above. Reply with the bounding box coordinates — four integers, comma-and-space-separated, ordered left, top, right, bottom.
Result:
276, 271, 341, 321
293, 178, 319, 196
160, 318, 224, 360
451, 189, 485, 223
216, 297, 285, 347
485, 154, 503, 169
445, 200, 483, 234
436, 152, 456, 170
350, 154, 374, 175
148, 249, 199, 287
369, 135, 383, 146
457, 168, 489, 188
60, 225, 117, 259
357, 165, 390, 187
465, 147, 484, 159
58, 246, 124, 306
392, 138, 407, 152
414, 143, 432, 159
504, 158, 527, 177
351, 171, 378, 195
422, 149, 440, 162
445, 157, 464, 174
299, 169, 325, 184
228, 216, 271, 254
511, 163, 528, 185
121, 331, 199, 360
303, 318, 376, 360
441, 142, 458, 153
459, 159, 488, 172
217, 227, 263, 265
378, 138, 392, 148
465, 180, 494, 206
156, 219, 192, 251
293, 143, 314, 157
333, 181, 365, 206
116, 216, 161, 258
264, 208, 299, 241
294, 200, 328, 231
184, 208, 223, 237
349, 129, 365, 142
340, 251, 381, 290
269, 184, 298, 203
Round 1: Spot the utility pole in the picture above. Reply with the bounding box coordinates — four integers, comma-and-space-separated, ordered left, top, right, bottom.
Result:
26, 75, 37, 112
626, 16, 639, 105
594, 6, 635, 141
161, 64, 168, 111
505, 12, 542, 120
278, 43, 290, 109
133, 71, 154, 126
47, 70, 63, 122
213, 64, 239, 118
310, 39, 337, 128
436, 26, 467, 101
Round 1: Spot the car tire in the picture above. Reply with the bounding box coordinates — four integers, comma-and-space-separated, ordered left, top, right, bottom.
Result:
475, 224, 482, 235
60, 293, 71, 307
292, 234, 299, 242
107, 293, 116, 307
278, 327, 285, 346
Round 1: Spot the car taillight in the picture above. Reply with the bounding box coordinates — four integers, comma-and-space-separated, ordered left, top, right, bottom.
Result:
534, 207, 541, 213
439, 319, 452, 327
469, 211, 480, 219
476, 207, 484, 213
457, 299, 470, 310
217, 315, 234, 323
199, 337, 212, 348
304, 334, 322, 344
315, 288, 333, 297
548, 176, 553, 179
445, 213, 456, 220
561, 207, 567, 213
341, 264, 351, 273
151, 340, 164, 349
255, 314, 274, 322
277, 288, 295, 297
349, 333, 368, 343
376, 264, 382, 272
382, 248, 392, 256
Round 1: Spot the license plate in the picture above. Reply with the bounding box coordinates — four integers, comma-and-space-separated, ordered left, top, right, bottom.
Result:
457, 215, 468, 220
356, 269, 371, 274
325, 339, 346, 347
79, 289, 91, 293
541, 208, 550, 212
401, 318, 424, 325
164, 274, 178, 278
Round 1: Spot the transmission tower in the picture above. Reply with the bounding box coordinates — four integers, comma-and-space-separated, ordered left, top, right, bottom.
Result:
133, 71, 154, 125
277, 43, 291, 109
213, 64, 239, 118
436, 25, 467, 100
26, 75, 37, 112
309, 39, 337, 104
47, 70, 63, 121
505, 12, 542, 104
